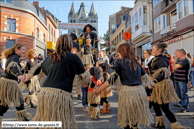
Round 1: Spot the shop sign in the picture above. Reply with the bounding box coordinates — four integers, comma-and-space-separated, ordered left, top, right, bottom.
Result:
166, 36, 183, 44
59, 23, 98, 30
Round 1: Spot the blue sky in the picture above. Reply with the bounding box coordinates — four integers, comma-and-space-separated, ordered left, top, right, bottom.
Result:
30, 1, 134, 37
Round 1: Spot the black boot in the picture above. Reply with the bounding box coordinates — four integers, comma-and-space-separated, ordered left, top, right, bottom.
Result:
151, 124, 165, 129
78, 95, 81, 100
29, 102, 37, 108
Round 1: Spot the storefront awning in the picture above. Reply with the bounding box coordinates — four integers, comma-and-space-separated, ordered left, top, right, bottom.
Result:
47, 41, 56, 50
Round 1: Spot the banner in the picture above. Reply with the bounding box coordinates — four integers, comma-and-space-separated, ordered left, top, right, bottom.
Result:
59, 23, 98, 30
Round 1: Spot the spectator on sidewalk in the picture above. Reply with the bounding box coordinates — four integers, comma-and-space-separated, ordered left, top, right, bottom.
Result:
102, 50, 110, 64
1, 51, 6, 71
37, 54, 44, 61
173, 49, 192, 113
187, 53, 193, 89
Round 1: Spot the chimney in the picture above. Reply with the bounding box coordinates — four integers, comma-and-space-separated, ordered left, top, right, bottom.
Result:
33, 2, 39, 7
42, 7, 45, 10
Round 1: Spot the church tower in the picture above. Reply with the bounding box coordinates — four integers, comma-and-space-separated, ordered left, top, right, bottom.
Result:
68, 2, 98, 36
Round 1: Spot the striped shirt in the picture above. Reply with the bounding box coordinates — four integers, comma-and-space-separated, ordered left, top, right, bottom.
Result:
174, 57, 191, 83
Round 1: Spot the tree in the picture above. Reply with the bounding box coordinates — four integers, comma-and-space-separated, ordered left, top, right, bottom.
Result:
103, 30, 110, 41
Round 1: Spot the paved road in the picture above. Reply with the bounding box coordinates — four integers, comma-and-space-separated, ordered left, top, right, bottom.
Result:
2, 87, 194, 129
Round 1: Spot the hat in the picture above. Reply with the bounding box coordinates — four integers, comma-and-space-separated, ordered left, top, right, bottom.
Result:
83, 24, 96, 32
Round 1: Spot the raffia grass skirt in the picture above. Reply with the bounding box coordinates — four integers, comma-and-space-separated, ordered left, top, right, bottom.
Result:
151, 79, 180, 105
19, 75, 41, 93
0, 77, 24, 107
81, 54, 94, 65
87, 92, 100, 104
73, 75, 81, 95
101, 85, 113, 98
31, 87, 77, 129
118, 85, 153, 128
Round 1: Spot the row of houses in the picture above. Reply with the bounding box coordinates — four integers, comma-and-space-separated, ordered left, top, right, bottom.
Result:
0, 1, 60, 57
109, 0, 194, 56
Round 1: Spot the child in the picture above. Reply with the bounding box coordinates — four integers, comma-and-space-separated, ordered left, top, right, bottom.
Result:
82, 64, 93, 111
96, 60, 104, 109
99, 63, 113, 113
96, 61, 103, 69
81, 38, 94, 65
87, 67, 101, 119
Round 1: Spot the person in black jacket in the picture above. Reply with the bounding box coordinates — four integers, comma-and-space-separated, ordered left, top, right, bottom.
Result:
149, 43, 188, 129
23, 34, 91, 129
0, 43, 31, 127
93, 43, 154, 129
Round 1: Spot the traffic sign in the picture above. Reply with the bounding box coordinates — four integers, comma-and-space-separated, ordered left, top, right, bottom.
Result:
123, 32, 131, 40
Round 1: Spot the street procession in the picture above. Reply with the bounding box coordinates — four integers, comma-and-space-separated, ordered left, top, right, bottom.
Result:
0, 0, 194, 129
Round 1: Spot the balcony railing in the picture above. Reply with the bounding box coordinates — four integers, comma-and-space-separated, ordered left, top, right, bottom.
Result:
160, 23, 176, 36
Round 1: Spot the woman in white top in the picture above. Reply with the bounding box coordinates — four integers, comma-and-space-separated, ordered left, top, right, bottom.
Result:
144, 49, 155, 74
143, 49, 155, 108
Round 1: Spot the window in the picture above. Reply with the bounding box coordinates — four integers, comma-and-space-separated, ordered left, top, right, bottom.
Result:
43, 34, 46, 43
74, 20, 76, 23
135, 12, 138, 31
139, 8, 142, 28
36, 28, 39, 39
170, 9, 177, 25
94, 20, 96, 23
54, 31, 55, 43
91, 20, 93, 23
6, 40, 15, 49
158, 17, 161, 31
51, 28, 53, 42
143, 6, 147, 14
132, 16, 135, 33
184, 0, 189, 16
154, 19, 158, 32
193, 0, 194, 12
6, 0, 12, 4
7, 19, 16, 32
178, 2, 183, 19
154, 15, 166, 33
154, 0, 160, 6
163, 15, 166, 28
0, 0, 12, 4
117, 35, 118, 43
143, 6, 148, 25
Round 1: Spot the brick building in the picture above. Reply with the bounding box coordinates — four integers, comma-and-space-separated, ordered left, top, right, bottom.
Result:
0, 0, 60, 57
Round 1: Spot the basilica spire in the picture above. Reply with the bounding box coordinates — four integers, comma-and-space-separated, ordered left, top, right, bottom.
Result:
68, 2, 76, 16
89, 2, 97, 17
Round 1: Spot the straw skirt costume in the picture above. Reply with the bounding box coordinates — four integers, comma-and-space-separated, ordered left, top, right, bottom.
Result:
148, 55, 182, 128
0, 53, 31, 128
27, 52, 91, 129
19, 58, 41, 106
108, 58, 153, 128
